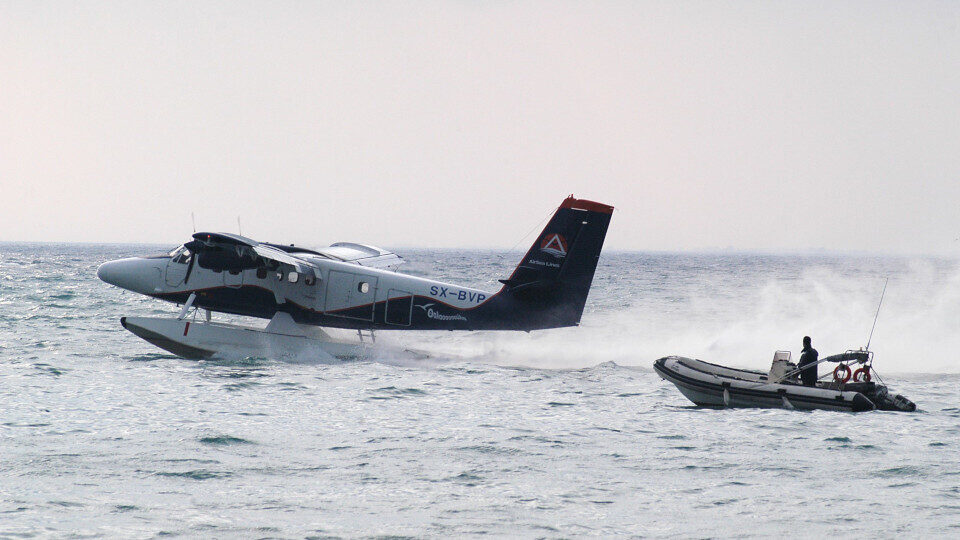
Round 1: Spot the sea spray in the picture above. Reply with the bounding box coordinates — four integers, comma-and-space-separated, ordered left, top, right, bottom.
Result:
397, 253, 960, 372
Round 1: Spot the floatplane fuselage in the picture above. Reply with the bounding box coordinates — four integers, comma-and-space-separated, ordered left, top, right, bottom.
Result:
98, 196, 613, 360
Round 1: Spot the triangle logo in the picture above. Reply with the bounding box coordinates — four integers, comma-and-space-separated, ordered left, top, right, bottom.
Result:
540, 233, 568, 258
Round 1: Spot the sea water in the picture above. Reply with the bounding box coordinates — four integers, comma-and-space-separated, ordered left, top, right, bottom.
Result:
1, 242, 959, 537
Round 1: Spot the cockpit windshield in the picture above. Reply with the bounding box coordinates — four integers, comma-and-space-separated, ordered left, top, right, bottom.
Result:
168, 245, 192, 264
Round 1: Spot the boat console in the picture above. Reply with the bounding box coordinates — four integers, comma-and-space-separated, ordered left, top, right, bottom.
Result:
768, 350, 798, 384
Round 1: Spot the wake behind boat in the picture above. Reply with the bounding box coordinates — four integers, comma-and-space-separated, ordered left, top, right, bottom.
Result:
654, 350, 916, 412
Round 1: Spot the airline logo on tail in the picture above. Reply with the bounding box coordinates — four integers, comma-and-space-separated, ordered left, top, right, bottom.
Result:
540, 233, 568, 258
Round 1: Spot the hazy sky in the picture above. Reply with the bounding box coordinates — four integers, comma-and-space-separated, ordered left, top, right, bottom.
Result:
2, 1, 958, 254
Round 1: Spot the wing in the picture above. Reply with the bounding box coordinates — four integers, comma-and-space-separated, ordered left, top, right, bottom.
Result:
187, 232, 258, 247
313, 242, 404, 270
185, 232, 318, 280
250, 243, 312, 273
184, 233, 400, 280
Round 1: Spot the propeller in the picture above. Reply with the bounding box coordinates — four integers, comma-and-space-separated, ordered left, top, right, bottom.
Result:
182, 238, 206, 285
180, 236, 262, 284
184, 251, 196, 285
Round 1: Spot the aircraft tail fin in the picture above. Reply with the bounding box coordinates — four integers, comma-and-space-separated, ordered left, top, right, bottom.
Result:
497, 195, 613, 328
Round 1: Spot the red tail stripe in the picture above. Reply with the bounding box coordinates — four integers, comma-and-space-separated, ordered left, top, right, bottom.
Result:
560, 196, 614, 214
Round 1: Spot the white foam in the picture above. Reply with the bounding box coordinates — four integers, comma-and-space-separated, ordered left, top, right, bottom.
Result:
392, 259, 960, 373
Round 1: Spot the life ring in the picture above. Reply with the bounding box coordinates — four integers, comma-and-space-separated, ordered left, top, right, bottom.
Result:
833, 364, 852, 384
853, 367, 871, 383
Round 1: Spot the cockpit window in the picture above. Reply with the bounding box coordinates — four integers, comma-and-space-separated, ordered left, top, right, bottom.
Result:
170, 246, 192, 264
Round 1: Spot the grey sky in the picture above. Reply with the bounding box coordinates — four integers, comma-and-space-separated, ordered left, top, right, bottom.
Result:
2, 1, 958, 254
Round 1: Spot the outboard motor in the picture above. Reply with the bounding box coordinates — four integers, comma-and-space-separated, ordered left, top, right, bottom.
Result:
870, 385, 918, 412
892, 394, 917, 412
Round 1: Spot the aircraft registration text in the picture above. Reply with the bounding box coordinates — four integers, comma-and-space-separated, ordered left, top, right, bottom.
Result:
429, 286, 487, 304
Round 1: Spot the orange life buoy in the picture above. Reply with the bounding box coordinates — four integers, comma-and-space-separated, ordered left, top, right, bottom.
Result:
853, 367, 871, 383
833, 364, 852, 383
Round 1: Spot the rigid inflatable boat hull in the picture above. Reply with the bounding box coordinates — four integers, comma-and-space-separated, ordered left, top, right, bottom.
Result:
654, 356, 877, 412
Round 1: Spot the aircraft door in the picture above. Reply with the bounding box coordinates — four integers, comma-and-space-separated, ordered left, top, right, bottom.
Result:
165, 250, 190, 286
385, 290, 413, 326
324, 270, 379, 321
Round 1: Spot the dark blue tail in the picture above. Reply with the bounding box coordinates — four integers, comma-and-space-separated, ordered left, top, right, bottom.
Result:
479, 195, 614, 329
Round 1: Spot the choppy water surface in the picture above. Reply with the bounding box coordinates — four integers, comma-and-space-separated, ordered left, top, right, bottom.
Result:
2, 243, 959, 537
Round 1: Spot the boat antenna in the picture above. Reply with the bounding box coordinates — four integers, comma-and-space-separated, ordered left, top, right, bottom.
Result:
865, 278, 889, 351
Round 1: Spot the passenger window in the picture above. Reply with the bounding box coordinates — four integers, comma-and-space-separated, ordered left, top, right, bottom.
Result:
288, 272, 299, 283
256, 268, 267, 279
358, 281, 369, 294
304, 275, 315, 286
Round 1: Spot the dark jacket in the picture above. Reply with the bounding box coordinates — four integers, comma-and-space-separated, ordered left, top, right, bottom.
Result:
798, 346, 819, 386
799, 346, 819, 367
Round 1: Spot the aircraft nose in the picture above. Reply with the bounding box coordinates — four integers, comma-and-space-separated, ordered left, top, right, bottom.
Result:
96, 260, 120, 284
97, 258, 163, 294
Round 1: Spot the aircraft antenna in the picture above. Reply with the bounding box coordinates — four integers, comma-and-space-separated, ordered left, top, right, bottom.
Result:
500, 205, 556, 259
865, 278, 889, 351
191, 212, 196, 233
237, 216, 243, 236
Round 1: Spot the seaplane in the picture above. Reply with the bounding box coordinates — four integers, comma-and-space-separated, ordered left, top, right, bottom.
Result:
97, 195, 614, 361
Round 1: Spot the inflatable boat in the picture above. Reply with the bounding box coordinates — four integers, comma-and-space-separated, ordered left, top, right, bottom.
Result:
653, 350, 915, 412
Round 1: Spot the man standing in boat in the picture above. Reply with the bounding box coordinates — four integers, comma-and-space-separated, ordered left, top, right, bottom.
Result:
799, 336, 819, 387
